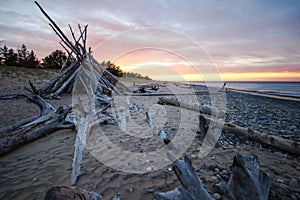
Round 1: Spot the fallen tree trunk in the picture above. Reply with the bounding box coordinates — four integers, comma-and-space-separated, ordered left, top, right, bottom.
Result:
0, 105, 74, 156
158, 97, 225, 118
0, 91, 74, 156
226, 154, 270, 200
223, 123, 300, 156
155, 151, 213, 200
0, 115, 38, 135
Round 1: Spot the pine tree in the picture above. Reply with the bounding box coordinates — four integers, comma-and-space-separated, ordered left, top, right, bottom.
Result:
6, 48, 18, 66
27, 50, 40, 68
17, 44, 29, 67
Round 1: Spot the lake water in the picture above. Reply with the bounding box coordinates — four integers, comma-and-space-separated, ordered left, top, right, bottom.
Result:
192, 82, 300, 98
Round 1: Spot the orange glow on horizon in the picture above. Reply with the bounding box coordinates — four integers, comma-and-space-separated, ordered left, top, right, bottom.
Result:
119, 67, 300, 82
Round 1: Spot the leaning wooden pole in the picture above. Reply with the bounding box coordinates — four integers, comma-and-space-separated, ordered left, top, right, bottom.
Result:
34, 1, 82, 58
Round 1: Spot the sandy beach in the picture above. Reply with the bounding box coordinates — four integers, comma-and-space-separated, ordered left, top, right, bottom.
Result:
0, 66, 299, 200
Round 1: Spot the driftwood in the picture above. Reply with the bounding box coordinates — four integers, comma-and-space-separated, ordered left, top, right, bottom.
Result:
227, 154, 270, 200
34, 1, 88, 99
0, 91, 74, 156
196, 115, 209, 140
155, 151, 213, 200
44, 186, 102, 200
164, 98, 300, 155
132, 83, 159, 93
145, 111, 167, 139
158, 97, 225, 118
156, 152, 270, 200
223, 123, 300, 156
39, 56, 80, 98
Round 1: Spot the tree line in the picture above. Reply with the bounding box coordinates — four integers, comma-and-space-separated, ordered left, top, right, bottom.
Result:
0, 44, 70, 69
103, 61, 151, 80
0, 43, 151, 79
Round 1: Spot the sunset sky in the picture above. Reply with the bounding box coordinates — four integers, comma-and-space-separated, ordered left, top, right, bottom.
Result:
1, 0, 300, 81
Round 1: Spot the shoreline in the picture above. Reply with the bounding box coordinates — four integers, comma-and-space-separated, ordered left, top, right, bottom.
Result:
226, 88, 300, 102
186, 82, 300, 102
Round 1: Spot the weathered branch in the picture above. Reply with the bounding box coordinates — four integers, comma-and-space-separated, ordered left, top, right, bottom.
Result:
156, 152, 270, 200
52, 67, 80, 97
0, 104, 74, 156
35, 1, 81, 57
155, 151, 213, 200
223, 123, 300, 156
158, 97, 225, 118
0, 115, 38, 135
226, 154, 270, 200
39, 61, 79, 92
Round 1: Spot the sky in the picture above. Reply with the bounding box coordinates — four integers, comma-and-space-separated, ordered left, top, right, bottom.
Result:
0, 0, 300, 81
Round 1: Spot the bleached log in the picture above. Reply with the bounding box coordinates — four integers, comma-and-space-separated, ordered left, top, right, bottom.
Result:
223, 123, 300, 156
0, 115, 38, 135
44, 186, 102, 200
226, 154, 270, 200
155, 151, 213, 200
0, 105, 74, 156
0, 90, 74, 156
158, 97, 225, 118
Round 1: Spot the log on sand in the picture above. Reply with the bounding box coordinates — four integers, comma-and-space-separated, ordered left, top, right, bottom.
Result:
158, 97, 225, 118
0, 92, 74, 156
223, 122, 300, 156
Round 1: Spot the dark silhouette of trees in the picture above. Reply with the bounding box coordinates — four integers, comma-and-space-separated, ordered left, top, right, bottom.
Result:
17, 44, 29, 67
42, 50, 71, 69
0, 43, 151, 79
0, 44, 40, 68
102, 60, 151, 80
27, 50, 40, 68
6, 48, 18, 66
103, 61, 124, 77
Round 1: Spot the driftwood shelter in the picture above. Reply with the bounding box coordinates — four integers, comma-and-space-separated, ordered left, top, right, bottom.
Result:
0, 1, 299, 200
